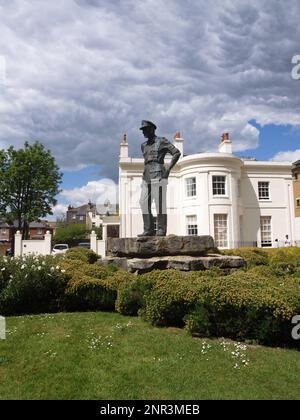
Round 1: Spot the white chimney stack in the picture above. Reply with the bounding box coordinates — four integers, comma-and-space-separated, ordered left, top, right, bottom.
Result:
219, 132, 232, 154
173, 132, 184, 157
120, 132, 129, 159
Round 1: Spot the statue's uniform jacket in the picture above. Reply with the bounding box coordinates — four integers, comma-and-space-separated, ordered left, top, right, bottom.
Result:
141, 136, 180, 182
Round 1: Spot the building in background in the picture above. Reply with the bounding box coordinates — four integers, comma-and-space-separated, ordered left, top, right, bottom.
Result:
0, 220, 54, 242
119, 132, 300, 248
0, 221, 12, 242
66, 200, 120, 237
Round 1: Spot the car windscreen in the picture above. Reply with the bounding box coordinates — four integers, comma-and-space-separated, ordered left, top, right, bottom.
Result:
54, 245, 68, 250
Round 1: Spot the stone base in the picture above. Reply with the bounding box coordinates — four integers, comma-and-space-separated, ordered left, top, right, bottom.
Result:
106, 235, 215, 258
102, 254, 245, 274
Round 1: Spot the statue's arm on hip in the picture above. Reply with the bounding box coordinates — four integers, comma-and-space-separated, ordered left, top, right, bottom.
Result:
162, 138, 181, 178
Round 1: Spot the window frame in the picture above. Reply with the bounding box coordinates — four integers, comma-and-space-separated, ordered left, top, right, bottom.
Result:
260, 216, 272, 248
258, 181, 270, 201
212, 175, 227, 197
214, 213, 228, 248
185, 177, 197, 198
186, 215, 198, 236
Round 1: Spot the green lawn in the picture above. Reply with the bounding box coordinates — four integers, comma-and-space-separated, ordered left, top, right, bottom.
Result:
0, 311, 299, 400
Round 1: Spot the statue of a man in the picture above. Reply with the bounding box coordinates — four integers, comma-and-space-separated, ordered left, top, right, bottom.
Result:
139, 120, 181, 236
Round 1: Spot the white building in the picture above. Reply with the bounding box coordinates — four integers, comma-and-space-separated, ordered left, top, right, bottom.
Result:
119, 133, 300, 249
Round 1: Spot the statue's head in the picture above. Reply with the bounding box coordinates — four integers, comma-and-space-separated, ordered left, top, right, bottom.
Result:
139, 120, 156, 139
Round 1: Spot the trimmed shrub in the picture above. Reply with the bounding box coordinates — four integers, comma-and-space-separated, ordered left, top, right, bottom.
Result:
183, 271, 300, 346
223, 247, 300, 272
116, 273, 156, 316
266, 248, 300, 272
108, 270, 135, 289
59, 258, 110, 280
142, 270, 203, 327
65, 247, 98, 264
64, 270, 134, 311
130, 268, 300, 346
222, 247, 269, 268
64, 274, 117, 311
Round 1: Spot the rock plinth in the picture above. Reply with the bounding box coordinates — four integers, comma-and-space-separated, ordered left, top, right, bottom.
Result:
103, 235, 245, 274
102, 254, 245, 274
106, 235, 215, 258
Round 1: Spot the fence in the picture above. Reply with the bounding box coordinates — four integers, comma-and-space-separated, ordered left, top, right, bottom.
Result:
14, 231, 52, 257
13, 230, 107, 258
90, 231, 106, 258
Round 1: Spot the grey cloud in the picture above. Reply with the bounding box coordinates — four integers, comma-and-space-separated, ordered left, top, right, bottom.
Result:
0, 0, 299, 181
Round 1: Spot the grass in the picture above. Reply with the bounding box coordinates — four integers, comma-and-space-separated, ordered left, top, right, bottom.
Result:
0, 311, 300, 400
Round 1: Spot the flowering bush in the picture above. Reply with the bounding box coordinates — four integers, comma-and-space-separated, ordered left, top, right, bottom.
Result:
0, 255, 68, 315
115, 273, 157, 316
116, 268, 300, 346
59, 258, 109, 281
184, 270, 300, 346
222, 248, 269, 268
142, 270, 205, 327
0, 252, 134, 315
267, 248, 300, 272
222, 247, 300, 271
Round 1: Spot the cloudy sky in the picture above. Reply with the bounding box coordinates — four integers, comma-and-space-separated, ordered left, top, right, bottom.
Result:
0, 0, 300, 217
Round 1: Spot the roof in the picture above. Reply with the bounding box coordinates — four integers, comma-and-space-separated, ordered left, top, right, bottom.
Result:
29, 222, 51, 228
102, 215, 120, 224
67, 202, 119, 216
0, 220, 52, 229
68, 203, 96, 213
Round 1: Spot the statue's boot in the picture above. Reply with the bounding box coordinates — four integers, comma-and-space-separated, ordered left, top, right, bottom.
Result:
156, 214, 167, 236
138, 214, 155, 237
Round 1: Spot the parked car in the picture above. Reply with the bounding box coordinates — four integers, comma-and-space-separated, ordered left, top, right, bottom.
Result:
78, 242, 90, 249
52, 244, 69, 254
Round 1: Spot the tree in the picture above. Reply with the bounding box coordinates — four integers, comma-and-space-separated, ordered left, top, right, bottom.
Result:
56, 214, 67, 228
54, 224, 90, 246
0, 141, 62, 239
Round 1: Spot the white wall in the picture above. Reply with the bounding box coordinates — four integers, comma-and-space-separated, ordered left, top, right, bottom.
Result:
90, 231, 106, 258
14, 231, 52, 257
22, 240, 48, 256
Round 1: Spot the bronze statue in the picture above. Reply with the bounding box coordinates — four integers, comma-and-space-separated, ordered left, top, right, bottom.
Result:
139, 120, 181, 236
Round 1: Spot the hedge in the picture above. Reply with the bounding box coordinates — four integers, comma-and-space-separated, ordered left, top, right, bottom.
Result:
117, 267, 300, 346
64, 270, 134, 312
222, 247, 300, 271
64, 247, 99, 264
